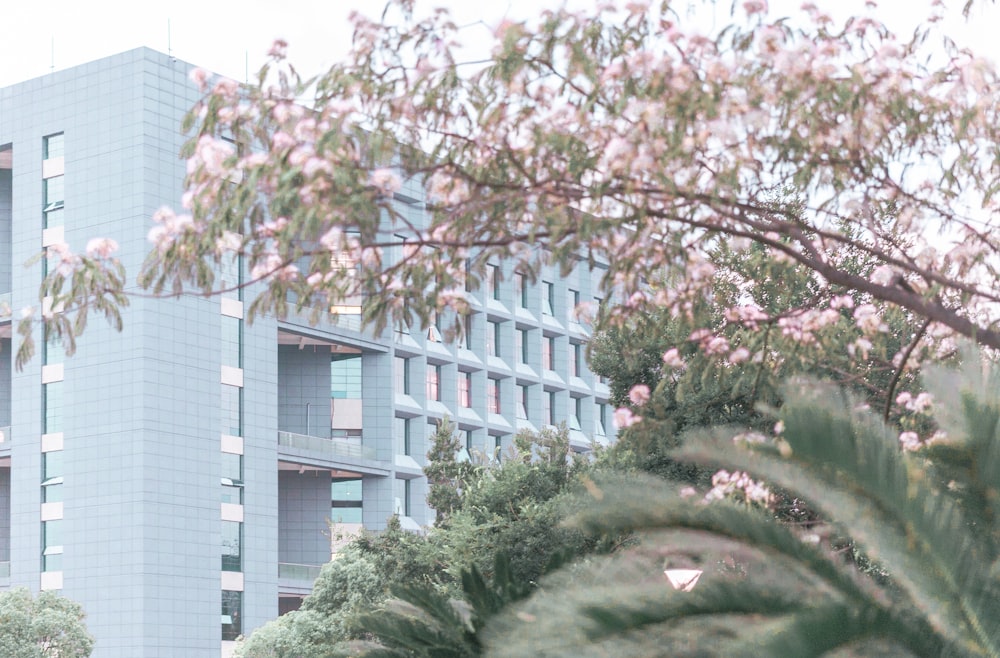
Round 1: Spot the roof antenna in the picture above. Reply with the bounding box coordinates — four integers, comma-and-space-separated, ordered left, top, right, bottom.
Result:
168, 19, 176, 61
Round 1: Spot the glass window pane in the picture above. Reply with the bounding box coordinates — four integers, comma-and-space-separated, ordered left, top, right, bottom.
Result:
331, 354, 362, 398
221, 384, 242, 436
44, 382, 63, 434
222, 521, 242, 572
221, 591, 242, 640
44, 133, 64, 159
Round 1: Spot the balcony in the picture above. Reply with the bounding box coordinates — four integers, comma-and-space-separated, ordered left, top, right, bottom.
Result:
277, 431, 376, 461
278, 562, 323, 596
283, 300, 363, 333
278, 562, 323, 581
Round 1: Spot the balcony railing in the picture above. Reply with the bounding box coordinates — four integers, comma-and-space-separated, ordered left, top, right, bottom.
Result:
284, 301, 363, 332
278, 431, 376, 461
278, 562, 322, 581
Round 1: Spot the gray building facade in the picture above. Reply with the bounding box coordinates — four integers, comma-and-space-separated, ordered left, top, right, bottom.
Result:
0, 48, 615, 657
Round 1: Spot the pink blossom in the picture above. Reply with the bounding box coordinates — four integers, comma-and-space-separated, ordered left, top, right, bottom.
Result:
829, 295, 854, 309
271, 132, 296, 153
192, 135, 234, 177
628, 384, 651, 406
188, 67, 210, 91
268, 39, 288, 59
370, 168, 402, 195
870, 265, 895, 286
213, 78, 239, 100
898, 431, 921, 452
662, 348, 685, 369
728, 347, 750, 364
614, 407, 642, 429
85, 237, 119, 259
743, 0, 768, 14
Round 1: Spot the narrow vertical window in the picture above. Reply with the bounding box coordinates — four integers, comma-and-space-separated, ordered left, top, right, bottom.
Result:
222, 591, 242, 640
488, 378, 501, 414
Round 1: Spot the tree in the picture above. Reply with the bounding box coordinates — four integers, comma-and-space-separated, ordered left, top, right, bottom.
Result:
590, 212, 945, 477
0, 588, 94, 658
235, 426, 605, 657
27, 0, 1000, 380
482, 356, 1000, 657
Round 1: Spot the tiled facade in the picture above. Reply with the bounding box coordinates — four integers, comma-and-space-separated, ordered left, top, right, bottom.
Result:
0, 48, 615, 657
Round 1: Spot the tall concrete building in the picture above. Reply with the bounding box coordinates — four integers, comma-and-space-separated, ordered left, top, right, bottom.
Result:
0, 48, 615, 657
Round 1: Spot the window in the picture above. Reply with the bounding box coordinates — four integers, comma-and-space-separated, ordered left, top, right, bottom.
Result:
572, 343, 583, 378
568, 289, 580, 323
395, 417, 411, 456
395, 357, 410, 395
545, 391, 556, 426
427, 313, 443, 342
403, 480, 412, 517
331, 353, 362, 399
221, 452, 244, 504
221, 384, 242, 436
516, 328, 528, 364
43, 381, 63, 435
516, 272, 528, 308
222, 591, 242, 641
464, 259, 473, 292
461, 314, 473, 350
221, 315, 242, 369
221, 521, 242, 572
331, 477, 363, 524
43, 176, 65, 227
570, 397, 583, 431
42, 451, 63, 503
543, 336, 556, 371
516, 384, 529, 420
43, 133, 65, 160
542, 281, 555, 316
494, 435, 503, 462
597, 403, 608, 436
220, 252, 243, 300
426, 365, 441, 401
42, 520, 63, 572
487, 264, 500, 300
465, 429, 474, 453
459, 371, 472, 408
488, 378, 501, 414
43, 325, 64, 366
487, 320, 500, 357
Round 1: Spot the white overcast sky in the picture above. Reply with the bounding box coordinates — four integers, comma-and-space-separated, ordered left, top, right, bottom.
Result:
1, 0, 997, 89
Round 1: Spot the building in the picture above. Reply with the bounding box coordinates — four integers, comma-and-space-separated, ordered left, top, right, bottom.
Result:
0, 48, 615, 657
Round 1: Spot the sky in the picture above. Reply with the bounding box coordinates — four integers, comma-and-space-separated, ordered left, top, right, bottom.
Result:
2, 0, 998, 90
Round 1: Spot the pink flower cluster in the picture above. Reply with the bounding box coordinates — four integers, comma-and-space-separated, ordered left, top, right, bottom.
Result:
705, 469, 772, 505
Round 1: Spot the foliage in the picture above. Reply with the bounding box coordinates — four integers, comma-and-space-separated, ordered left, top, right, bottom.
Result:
424, 417, 481, 526
0, 588, 94, 658
590, 215, 944, 476
27, 0, 1000, 378
482, 356, 1000, 657
349, 552, 533, 658
236, 426, 603, 656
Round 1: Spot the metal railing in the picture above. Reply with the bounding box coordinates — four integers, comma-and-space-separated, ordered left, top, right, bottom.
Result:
278, 430, 375, 460
278, 562, 322, 581
284, 301, 363, 332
